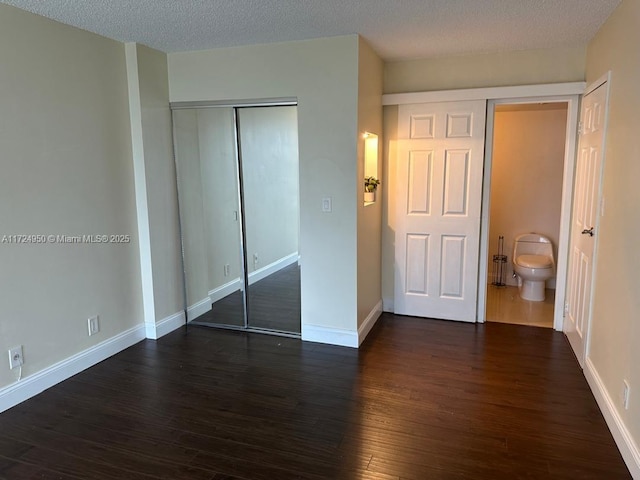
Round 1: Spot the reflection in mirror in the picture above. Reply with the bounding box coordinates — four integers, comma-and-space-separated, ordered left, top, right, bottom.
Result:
238, 106, 300, 333
172, 103, 301, 336
173, 107, 246, 328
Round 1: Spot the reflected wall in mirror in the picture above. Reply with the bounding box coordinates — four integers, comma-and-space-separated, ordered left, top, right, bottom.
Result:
172, 103, 301, 335
173, 107, 245, 327
238, 106, 300, 332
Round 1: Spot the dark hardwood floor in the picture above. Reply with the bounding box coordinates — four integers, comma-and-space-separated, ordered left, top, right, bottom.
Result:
193, 263, 301, 334
0, 315, 631, 479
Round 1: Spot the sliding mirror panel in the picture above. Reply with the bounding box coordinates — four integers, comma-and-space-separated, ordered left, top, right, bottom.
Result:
238, 106, 301, 334
173, 107, 246, 328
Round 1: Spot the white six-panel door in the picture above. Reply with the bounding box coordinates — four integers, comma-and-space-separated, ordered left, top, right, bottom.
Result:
395, 101, 486, 322
564, 81, 608, 366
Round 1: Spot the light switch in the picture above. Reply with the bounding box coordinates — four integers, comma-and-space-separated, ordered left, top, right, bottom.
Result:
322, 196, 332, 213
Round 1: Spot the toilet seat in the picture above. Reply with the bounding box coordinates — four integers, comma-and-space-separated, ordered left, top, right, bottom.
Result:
516, 254, 553, 269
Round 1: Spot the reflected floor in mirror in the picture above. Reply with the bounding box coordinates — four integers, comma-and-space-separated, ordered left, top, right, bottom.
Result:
192, 263, 301, 334
486, 285, 554, 328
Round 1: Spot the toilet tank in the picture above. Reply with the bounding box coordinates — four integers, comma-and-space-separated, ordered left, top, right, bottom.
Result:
513, 233, 554, 259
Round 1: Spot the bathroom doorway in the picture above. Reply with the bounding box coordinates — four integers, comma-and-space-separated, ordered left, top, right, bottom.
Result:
483, 101, 569, 328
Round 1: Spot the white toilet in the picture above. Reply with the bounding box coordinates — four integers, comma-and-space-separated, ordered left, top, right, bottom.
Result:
512, 233, 555, 301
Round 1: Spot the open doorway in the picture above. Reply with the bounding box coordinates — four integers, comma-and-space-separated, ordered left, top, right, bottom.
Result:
484, 102, 569, 328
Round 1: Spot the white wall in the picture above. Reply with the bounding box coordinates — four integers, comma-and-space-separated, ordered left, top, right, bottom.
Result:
0, 4, 142, 388
584, 0, 640, 473
168, 36, 360, 335
489, 104, 567, 288
357, 38, 384, 330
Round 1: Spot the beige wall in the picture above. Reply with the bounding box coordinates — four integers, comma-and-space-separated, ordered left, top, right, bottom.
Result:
585, 0, 640, 460
168, 36, 360, 333
136, 45, 184, 322
357, 38, 384, 327
384, 46, 586, 94
381, 106, 399, 310
0, 4, 142, 387
489, 104, 567, 288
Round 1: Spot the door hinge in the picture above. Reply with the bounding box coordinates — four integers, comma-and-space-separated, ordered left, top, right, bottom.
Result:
578, 121, 583, 135
564, 302, 569, 317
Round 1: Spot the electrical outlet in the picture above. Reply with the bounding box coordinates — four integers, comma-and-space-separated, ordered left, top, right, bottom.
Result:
224, 264, 230, 277
253, 253, 259, 266
88, 315, 100, 336
623, 380, 630, 410
322, 196, 332, 212
8, 346, 23, 369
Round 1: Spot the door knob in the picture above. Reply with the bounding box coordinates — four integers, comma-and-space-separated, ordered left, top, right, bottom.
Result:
581, 227, 594, 237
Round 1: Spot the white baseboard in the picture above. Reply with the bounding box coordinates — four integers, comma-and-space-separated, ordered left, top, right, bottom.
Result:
0, 324, 146, 414
249, 252, 298, 285
302, 301, 382, 347
187, 297, 211, 322
584, 357, 640, 478
209, 279, 242, 304
302, 324, 358, 348
382, 297, 394, 312
145, 311, 185, 340
358, 300, 382, 346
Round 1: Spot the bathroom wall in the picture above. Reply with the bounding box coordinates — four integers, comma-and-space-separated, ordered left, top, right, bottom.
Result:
488, 103, 568, 288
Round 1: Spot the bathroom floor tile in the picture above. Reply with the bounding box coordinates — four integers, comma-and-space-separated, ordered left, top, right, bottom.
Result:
486, 285, 554, 328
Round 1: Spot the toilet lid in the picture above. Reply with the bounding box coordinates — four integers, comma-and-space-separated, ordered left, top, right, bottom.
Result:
517, 254, 552, 268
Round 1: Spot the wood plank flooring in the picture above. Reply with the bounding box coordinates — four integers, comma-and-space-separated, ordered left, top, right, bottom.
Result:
0, 315, 631, 479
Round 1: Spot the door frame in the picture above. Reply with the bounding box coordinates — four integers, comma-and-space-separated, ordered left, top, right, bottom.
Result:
170, 98, 302, 337
383, 82, 584, 327
478, 94, 581, 330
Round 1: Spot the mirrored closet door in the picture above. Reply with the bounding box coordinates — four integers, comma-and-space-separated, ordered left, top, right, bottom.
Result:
172, 102, 301, 336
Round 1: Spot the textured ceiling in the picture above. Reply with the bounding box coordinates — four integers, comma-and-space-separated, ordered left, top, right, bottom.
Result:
1, 0, 621, 61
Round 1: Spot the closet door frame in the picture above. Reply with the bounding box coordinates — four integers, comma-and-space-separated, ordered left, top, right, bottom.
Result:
171, 97, 300, 337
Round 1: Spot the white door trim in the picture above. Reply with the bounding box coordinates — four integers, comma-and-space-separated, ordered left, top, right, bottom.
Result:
383, 82, 586, 106
585, 71, 611, 96
477, 94, 581, 331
